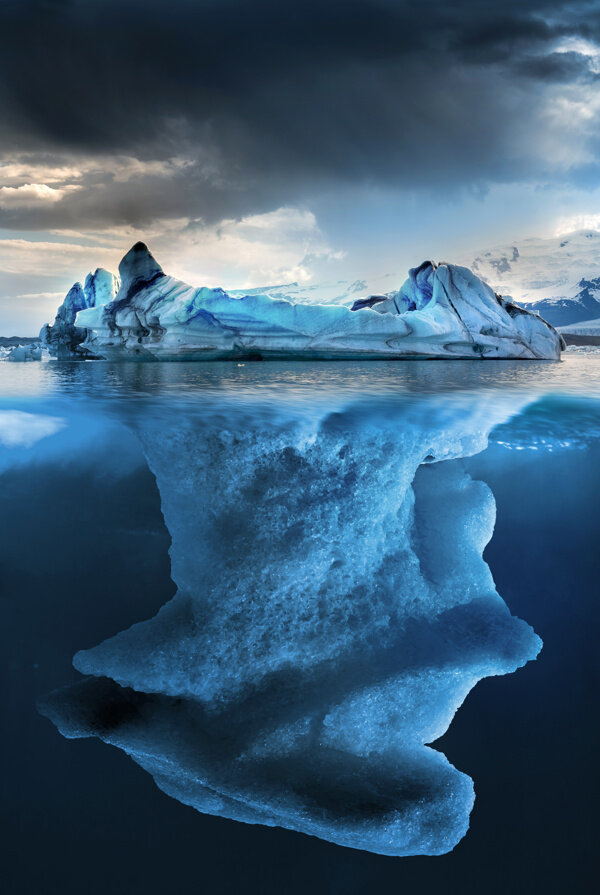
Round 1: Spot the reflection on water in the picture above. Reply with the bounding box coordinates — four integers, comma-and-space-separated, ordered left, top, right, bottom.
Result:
2, 354, 600, 403
1, 358, 598, 860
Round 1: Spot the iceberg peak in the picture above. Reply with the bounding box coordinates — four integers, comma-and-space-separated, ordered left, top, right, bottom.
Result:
58, 282, 87, 325
117, 242, 164, 298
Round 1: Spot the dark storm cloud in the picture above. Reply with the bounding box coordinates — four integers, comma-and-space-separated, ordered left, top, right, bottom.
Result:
515, 50, 599, 81
0, 0, 598, 228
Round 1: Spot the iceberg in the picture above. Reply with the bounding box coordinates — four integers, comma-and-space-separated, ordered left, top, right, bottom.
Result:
41, 243, 563, 361
40, 395, 541, 856
40, 267, 119, 358
0, 343, 48, 362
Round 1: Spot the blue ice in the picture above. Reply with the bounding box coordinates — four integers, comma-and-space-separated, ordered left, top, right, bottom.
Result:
40, 395, 541, 856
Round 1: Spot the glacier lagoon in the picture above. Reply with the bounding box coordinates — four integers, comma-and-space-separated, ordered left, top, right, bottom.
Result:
0, 355, 598, 892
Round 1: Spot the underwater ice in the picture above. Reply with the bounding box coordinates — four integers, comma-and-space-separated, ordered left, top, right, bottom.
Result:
41, 242, 563, 360
41, 395, 541, 856
0, 410, 65, 447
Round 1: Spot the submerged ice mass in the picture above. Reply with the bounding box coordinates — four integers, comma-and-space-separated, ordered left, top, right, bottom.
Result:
40, 243, 563, 360
40, 395, 541, 857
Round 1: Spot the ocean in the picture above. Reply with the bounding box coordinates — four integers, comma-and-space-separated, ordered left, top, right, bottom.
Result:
1, 354, 598, 894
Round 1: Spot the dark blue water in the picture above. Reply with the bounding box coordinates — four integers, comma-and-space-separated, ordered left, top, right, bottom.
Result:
0, 357, 598, 893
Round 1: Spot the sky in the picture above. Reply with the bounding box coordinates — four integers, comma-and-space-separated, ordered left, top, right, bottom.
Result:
1, 0, 600, 333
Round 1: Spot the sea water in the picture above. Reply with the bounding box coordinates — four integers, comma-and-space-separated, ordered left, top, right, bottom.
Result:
0, 354, 598, 892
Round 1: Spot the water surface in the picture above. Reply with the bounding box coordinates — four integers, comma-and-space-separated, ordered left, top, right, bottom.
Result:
0, 356, 597, 893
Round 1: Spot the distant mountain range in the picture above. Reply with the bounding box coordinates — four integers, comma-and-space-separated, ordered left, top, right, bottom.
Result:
0, 336, 39, 347
523, 281, 600, 328
465, 229, 600, 327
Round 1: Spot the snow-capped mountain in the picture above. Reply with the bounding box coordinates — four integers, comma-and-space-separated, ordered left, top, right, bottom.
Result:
464, 230, 600, 327
525, 280, 600, 328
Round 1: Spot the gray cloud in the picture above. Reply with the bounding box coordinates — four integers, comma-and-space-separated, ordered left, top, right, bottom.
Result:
514, 51, 600, 81
0, 0, 599, 229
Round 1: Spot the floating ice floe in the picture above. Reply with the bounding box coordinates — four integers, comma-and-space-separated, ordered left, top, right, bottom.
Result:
40, 242, 564, 361
0, 343, 49, 362
563, 343, 600, 353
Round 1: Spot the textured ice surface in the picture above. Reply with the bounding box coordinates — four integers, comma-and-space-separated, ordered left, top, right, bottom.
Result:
41, 395, 541, 856
40, 267, 119, 357
0, 343, 48, 362
42, 243, 562, 360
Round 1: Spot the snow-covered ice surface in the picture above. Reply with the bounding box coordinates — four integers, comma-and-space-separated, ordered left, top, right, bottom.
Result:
39, 242, 562, 361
